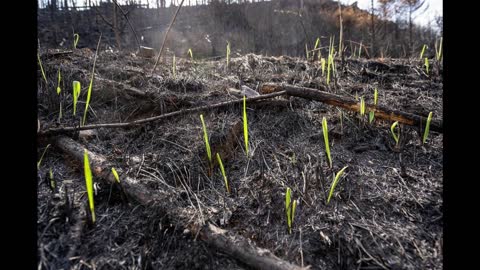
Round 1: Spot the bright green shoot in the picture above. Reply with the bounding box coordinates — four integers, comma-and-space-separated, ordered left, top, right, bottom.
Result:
420, 44, 428, 59
360, 97, 365, 116
425, 57, 429, 74
173, 55, 176, 79
226, 41, 231, 69
73, 81, 81, 116
37, 144, 51, 170
37, 53, 48, 85
200, 114, 212, 163
57, 68, 62, 94
285, 187, 297, 234
243, 96, 249, 157
111, 167, 120, 183
216, 153, 230, 193
435, 37, 442, 61
369, 111, 375, 123
84, 149, 95, 223
374, 87, 378, 106
74, 33, 80, 49
327, 166, 348, 204
82, 34, 102, 126
321, 58, 326, 76
390, 121, 400, 146
314, 37, 321, 60
322, 117, 332, 168
188, 48, 193, 61
423, 112, 433, 144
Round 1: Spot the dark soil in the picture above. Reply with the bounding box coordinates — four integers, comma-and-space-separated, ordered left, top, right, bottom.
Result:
37, 48, 442, 270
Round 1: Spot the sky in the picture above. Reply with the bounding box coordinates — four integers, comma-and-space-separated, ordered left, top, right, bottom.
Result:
339, 0, 442, 27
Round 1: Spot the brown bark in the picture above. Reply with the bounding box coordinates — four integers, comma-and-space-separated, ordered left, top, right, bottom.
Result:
54, 136, 307, 270
260, 83, 442, 133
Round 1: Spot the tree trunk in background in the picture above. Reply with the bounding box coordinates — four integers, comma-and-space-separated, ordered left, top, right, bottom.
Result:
408, 5, 413, 57
370, 0, 375, 58
113, 3, 122, 50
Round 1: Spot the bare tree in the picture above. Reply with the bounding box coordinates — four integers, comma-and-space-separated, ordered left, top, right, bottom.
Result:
399, 0, 428, 56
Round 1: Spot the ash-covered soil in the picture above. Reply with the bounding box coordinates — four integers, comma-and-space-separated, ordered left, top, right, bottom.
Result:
37, 48, 442, 270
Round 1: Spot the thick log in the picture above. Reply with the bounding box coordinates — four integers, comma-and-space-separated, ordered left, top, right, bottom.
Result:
261, 83, 443, 133
54, 136, 307, 270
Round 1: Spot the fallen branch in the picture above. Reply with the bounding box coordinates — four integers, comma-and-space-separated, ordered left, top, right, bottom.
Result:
54, 136, 307, 270
39, 91, 286, 136
261, 83, 443, 133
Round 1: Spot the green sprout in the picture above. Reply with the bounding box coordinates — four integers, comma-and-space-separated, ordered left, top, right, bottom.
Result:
74, 33, 80, 49
73, 81, 81, 116
56, 68, 62, 94
423, 112, 433, 144
172, 55, 176, 79
285, 187, 297, 234
369, 110, 375, 123
322, 117, 332, 168
327, 166, 348, 204
360, 96, 365, 116
111, 167, 120, 183
305, 43, 310, 60
321, 58, 326, 76
243, 96, 249, 157
420, 44, 428, 59
226, 41, 231, 69
49, 168, 56, 191
390, 121, 400, 146
37, 53, 48, 85
82, 34, 102, 126
374, 87, 378, 106
188, 48, 193, 61
353, 46, 357, 58
425, 57, 429, 74
216, 153, 230, 193
314, 37, 321, 60
84, 149, 96, 223
37, 144, 51, 170
326, 36, 335, 85
200, 114, 212, 164
435, 37, 442, 61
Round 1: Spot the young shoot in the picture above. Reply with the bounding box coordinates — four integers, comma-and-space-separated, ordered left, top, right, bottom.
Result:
390, 121, 400, 146
37, 53, 48, 85
423, 112, 433, 144
358, 41, 362, 58
314, 37, 321, 60
73, 81, 81, 116
243, 96, 249, 157
420, 44, 428, 59
285, 187, 297, 234
84, 149, 95, 223
322, 117, 332, 168
216, 153, 230, 193
188, 48, 193, 61
82, 34, 102, 126
226, 41, 231, 69
37, 144, 51, 170
305, 43, 310, 60
111, 167, 120, 183
200, 114, 212, 164
56, 68, 62, 95
360, 96, 365, 116
321, 58, 326, 76
374, 87, 378, 106
435, 37, 442, 61
74, 33, 80, 49
49, 168, 56, 192
327, 166, 348, 204
425, 57, 429, 74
